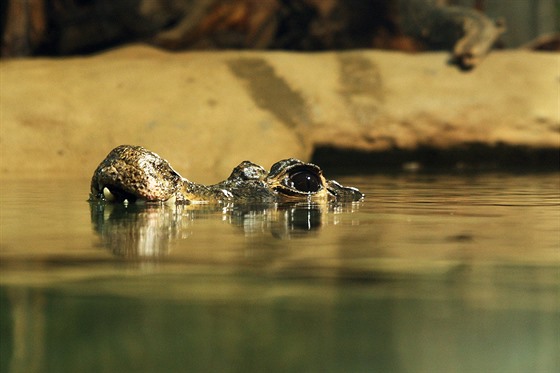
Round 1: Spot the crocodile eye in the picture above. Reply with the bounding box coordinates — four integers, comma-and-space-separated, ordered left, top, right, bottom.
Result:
288, 170, 321, 193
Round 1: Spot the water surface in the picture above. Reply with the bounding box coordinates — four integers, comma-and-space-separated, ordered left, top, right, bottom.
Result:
1, 173, 559, 372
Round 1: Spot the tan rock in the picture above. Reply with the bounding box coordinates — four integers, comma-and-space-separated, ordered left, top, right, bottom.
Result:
1, 45, 558, 181
1, 46, 309, 183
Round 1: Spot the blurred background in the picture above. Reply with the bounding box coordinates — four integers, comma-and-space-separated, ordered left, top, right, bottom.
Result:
2, 0, 558, 57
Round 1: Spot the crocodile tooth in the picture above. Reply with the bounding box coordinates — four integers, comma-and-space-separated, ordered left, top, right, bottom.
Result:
103, 187, 115, 202
220, 189, 234, 200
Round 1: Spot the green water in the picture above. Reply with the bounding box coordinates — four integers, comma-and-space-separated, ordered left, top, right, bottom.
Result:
1, 173, 559, 372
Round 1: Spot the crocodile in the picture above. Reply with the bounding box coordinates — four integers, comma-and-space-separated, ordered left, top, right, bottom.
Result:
90, 145, 364, 204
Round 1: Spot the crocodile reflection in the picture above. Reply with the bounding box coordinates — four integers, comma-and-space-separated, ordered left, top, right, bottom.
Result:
90, 202, 360, 259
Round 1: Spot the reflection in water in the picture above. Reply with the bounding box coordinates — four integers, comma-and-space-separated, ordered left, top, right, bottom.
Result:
90, 202, 360, 259
2, 272, 558, 373
1, 174, 558, 372
5, 288, 45, 373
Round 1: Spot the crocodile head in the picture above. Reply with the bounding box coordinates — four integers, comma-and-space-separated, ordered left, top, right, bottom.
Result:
90, 146, 364, 204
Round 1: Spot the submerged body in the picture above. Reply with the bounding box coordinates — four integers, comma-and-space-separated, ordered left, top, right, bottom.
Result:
90, 145, 363, 204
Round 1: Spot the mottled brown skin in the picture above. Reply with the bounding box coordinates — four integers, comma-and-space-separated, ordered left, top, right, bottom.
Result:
90, 145, 364, 204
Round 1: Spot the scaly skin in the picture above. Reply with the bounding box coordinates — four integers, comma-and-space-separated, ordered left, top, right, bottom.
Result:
90, 145, 364, 204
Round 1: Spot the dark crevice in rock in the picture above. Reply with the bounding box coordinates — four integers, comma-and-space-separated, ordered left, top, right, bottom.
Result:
311, 143, 560, 175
